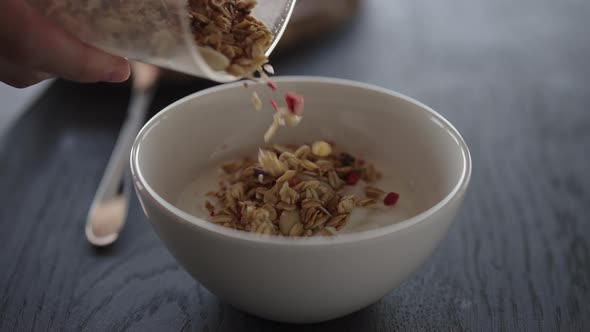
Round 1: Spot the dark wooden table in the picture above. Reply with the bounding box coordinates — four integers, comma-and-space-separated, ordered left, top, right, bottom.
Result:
1, 0, 589, 331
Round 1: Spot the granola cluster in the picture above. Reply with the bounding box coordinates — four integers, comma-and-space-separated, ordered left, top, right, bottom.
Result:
205, 142, 395, 237
188, 0, 273, 77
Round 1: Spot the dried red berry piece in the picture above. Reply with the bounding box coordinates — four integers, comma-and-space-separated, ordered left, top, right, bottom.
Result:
346, 172, 360, 185
384, 192, 399, 206
288, 178, 299, 187
270, 99, 279, 111
285, 92, 304, 115
267, 81, 277, 90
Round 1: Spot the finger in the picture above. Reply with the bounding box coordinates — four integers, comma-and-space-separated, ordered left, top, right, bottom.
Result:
0, 0, 130, 83
0, 56, 53, 89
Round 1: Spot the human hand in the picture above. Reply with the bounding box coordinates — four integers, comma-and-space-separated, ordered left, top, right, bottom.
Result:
0, 0, 130, 88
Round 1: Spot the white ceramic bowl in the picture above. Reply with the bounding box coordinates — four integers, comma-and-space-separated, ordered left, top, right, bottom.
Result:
130, 77, 471, 324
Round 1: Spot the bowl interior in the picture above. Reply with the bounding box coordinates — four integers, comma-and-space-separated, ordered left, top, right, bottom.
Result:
133, 77, 469, 236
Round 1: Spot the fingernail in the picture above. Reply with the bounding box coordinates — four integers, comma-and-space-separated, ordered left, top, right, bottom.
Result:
105, 63, 130, 82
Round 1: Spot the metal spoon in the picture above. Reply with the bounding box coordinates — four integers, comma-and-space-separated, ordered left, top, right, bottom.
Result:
85, 62, 159, 246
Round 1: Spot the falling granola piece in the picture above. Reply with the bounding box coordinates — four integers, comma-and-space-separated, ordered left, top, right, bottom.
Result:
264, 121, 279, 142
282, 110, 302, 127
285, 92, 304, 115
251, 91, 262, 111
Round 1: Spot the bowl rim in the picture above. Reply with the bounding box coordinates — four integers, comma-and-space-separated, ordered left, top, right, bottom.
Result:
131, 76, 472, 246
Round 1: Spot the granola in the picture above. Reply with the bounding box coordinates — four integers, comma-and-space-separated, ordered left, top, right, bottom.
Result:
204, 142, 400, 237
188, 0, 272, 77
248, 88, 305, 143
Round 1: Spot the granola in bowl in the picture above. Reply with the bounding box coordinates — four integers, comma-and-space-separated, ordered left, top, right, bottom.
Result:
200, 142, 400, 237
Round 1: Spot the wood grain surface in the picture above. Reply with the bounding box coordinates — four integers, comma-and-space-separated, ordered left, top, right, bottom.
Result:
1, 0, 589, 331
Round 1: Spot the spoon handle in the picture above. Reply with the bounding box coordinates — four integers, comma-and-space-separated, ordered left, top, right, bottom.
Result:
85, 63, 159, 246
